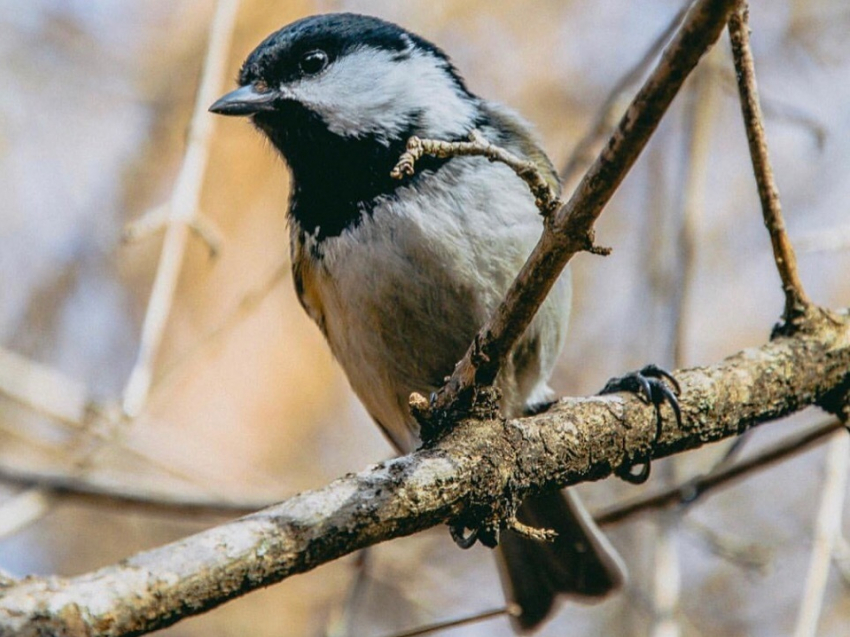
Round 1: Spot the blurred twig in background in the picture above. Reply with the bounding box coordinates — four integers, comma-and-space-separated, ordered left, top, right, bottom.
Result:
122, 0, 240, 418
794, 433, 850, 637
0, 0, 242, 544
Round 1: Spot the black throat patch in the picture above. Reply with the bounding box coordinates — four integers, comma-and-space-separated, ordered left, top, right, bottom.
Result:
254, 102, 456, 244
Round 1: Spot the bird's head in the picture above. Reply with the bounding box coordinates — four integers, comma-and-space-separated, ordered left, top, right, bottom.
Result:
210, 13, 479, 160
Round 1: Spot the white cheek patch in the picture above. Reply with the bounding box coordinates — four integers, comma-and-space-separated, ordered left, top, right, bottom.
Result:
283, 46, 477, 143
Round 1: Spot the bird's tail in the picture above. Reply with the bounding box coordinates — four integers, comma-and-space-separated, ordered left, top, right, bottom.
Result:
496, 489, 625, 632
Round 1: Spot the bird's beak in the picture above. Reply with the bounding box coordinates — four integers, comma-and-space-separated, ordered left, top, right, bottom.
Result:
209, 85, 279, 116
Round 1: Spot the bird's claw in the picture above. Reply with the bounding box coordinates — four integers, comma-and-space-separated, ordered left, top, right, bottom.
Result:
601, 364, 683, 484
449, 524, 479, 549
449, 522, 500, 549
600, 364, 682, 428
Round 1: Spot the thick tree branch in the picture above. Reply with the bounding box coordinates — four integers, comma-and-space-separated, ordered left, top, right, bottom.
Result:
0, 417, 842, 527
0, 311, 847, 636
428, 0, 740, 419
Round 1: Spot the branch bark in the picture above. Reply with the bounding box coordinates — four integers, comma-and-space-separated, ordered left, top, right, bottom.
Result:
0, 311, 847, 636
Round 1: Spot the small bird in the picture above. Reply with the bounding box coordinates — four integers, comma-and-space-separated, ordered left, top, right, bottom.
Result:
211, 13, 625, 631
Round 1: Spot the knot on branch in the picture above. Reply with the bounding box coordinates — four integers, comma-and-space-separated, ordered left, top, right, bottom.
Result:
448, 475, 558, 551
412, 387, 557, 549
771, 305, 844, 339
562, 227, 612, 257
409, 384, 502, 446
818, 371, 850, 424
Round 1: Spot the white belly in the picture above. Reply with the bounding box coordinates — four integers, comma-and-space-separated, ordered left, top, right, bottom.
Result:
293, 158, 571, 451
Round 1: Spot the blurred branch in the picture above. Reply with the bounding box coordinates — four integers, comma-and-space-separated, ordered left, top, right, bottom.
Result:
647, 52, 720, 637
796, 225, 850, 255
833, 535, 850, 588
793, 433, 850, 637
0, 489, 58, 540
122, 0, 241, 418
122, 204, 224, 258
0, 313, 848, 635
0, 346, 90, 427
426, 0, 741, 423
683, 518, 771, 573
728, 4, 811, 326
0, 463, 266, 520
323, 549, 372, 637
151, 259, 290, 395
596, 418, 846, 526
380, 606, 517, 637
0, 0, 242, 541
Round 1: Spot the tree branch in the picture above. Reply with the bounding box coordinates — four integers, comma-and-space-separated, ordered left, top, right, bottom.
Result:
728, 4, 811, 325
0, 311, 847, 636
428, 0, 740, 419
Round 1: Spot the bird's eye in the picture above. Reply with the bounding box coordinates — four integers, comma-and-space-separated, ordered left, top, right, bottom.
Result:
299, 50, 328, 76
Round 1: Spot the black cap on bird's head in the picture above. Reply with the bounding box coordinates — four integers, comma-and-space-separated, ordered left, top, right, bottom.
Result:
209, 13, 476, 145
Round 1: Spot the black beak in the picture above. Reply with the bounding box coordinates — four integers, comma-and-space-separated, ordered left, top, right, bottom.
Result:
209, 85, 279, 116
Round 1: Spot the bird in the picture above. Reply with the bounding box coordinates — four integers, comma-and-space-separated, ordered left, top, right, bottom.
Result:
210, 12, 625, 632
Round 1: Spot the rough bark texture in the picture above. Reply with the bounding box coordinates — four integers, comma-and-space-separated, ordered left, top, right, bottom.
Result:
0, 310, 847, 637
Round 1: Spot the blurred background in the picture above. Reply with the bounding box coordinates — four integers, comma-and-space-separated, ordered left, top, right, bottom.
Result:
1, 0, 849, 635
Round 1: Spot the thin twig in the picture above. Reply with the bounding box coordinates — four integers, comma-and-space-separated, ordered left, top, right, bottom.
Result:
380, 606, 519, 637
596, 419, 846, 526
422, 0, 740, 423
122, 0, 241, 418
392, 130, 562, 217
793, 433, 850, 637
832, 535, 850, 588
728, 4, 811, 325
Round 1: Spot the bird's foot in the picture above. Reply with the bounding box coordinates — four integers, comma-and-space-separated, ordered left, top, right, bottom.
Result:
600, 364, 682, 484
